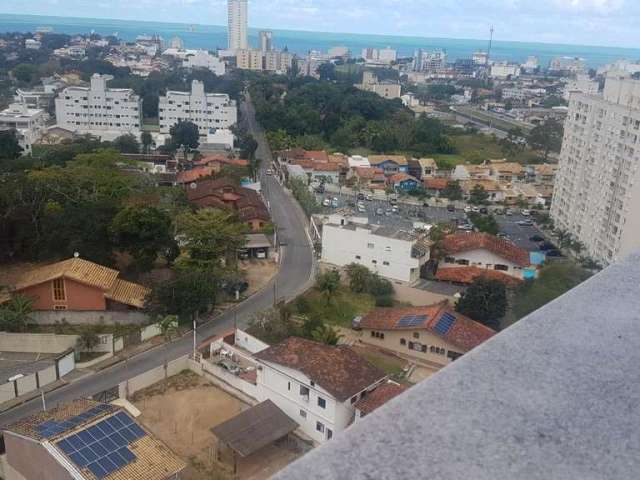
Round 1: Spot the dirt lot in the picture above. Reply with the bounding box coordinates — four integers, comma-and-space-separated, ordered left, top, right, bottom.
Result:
240, 260, 278, 297
132, 372, 301, 480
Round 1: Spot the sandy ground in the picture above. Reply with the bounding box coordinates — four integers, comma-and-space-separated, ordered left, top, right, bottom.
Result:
240, 260, 278, 297
132, 372, 301, 480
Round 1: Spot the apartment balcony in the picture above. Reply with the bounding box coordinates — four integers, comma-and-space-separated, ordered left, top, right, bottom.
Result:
275, 253, 640, 480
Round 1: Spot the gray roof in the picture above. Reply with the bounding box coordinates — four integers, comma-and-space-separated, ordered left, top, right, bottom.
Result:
211, 400, 298, 457
275, 252, 640, 480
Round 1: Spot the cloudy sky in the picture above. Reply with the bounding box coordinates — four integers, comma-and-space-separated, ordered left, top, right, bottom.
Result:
3, 0, 639, 47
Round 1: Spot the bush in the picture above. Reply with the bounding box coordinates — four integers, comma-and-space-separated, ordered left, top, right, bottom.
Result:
375, 295, 394, 307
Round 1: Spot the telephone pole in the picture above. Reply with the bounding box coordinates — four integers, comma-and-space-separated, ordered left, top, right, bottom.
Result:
487, 25, 494, 66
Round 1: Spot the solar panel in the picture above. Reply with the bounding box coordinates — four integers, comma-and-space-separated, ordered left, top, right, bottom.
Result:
67, 435, 85, 450
70, 451, 89, 468
115, 412, 133, 426
107, 451, 127, 468
117, 447, 135, 462
57, 438, 75, 455
395, 314, 429, 328
34, 404, 114, 439
434, 312, 457, 335
91, 442, 108, 457
87, 462, 108, 479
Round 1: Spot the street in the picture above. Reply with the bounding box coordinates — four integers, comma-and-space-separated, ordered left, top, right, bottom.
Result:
0, 94, 315, 427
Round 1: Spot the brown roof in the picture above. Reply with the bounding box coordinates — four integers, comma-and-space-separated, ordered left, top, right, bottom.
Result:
369, 155, 408, 166
359, 303, 496, 352
354, 382, 408, 415
7, 258, 149, 309
490, 161, 524, 175
435, 266, 523, 287
211, 400, 298, 457
389, 172, 419, 184
460, 179, 502, 193
254, 338, 386, 401
442, 232, 531, 267
424, 178, 449, 190
176, 166, 216, 184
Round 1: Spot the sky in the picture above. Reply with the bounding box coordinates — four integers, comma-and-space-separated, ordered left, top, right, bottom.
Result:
1, 0, 640, 48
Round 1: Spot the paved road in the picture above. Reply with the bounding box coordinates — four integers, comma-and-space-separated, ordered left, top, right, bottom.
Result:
0, 95, 314, 427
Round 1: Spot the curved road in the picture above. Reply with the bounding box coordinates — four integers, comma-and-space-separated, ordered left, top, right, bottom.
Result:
0, 96, 314, 427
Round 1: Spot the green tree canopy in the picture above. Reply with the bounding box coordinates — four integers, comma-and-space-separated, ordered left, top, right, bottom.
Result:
468, 213, 499, 235
528, 118, 564, 160
455, 277, 506, 331
112, 134, 141, 154
469, 185, 490, 205
441, 180, 463, 201
0, 130, 23, 166
316, 269, 341, 305
170, 121, 200, 162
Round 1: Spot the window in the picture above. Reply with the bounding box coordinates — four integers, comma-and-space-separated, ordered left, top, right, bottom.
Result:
413, 332, 420, 339
495, 264, 509, 271
54, 305, 67, 311
444, 257, 455, 263
355, 255, 361, 260
367, 243, 375, 249
327, 429, 333, 440
383, 261, 390, 266
455, 259, 470, 266
288, 382, 291, 391
53, 278, 66, 301
316, 422, 325, 433
310, 381, 315, 387
299, 409, 307, 418
400, 338, 406, 346
351, 396, 357, 404
318, 397, 326, 409
300, 385, 310, 397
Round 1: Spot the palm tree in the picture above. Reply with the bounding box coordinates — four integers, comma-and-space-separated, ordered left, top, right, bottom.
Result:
141, 131, 153, 154
317, 270, 340, 305
311, 325, 343, 346
0, 295, 33, 332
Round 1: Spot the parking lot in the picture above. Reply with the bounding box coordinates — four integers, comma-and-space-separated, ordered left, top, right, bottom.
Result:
317, 192, 548, 252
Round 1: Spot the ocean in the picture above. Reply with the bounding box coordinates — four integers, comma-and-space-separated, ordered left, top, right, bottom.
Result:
2, 13, 640, 68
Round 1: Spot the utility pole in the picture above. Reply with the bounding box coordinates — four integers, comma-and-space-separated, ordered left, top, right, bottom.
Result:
273, 281, 277, 307
192, 318, 197, 358
41, 391, 46, 412
487, 25, 494, 66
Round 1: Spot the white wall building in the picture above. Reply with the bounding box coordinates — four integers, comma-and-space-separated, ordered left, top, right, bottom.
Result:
563, 74, 600, 101
227, 0, 248, 52
0, 102, 47, 155
328, 46, 350, 58
259, 30, 273, 53
356, 71, 401, 100
361, 47, 396, 64
321, 223, 430, 284
158, 80, 237, 136
54, 74, 142, 141
183, 50, 226, 76
236, 48, 263, 70
490, 63, 521, 79
551, 74, 640, 265
254, 337, 386, 444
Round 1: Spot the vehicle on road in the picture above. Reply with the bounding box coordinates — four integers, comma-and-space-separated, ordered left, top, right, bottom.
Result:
266, 169, 273, 176
517, 220, 534, 226
376, 208, 383, 215
539, 241, 557, 251
545, 250, 563, 257
497, 233, 508, 239
323, 198, 331, 207
530, 235, 545, 242
458, 224, 474, 231
331, 197, 339, 208
358, 205, 366, 213
385, 209, 392, 216
365, 194, 373, 201
472, 206, 480, 213
464, 206, 472, 213
505, 209, 514, 215
447, 205, 456, 212
357, 193, 365, 201
521, 209, 531, 216
479, 207, 489, 214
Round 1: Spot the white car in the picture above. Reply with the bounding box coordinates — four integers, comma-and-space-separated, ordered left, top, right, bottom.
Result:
472, 206, 481, 213
322, 199, 331, 207
266, 169, 273, 176
464, 206, 472, 213
521, 209, 531, 216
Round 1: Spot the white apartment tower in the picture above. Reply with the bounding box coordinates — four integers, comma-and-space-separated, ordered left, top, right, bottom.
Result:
551, 74, 640, 265
259, 31, 273, 53
158, 80, 237, 136
0, 101, 47, 155
54, 74, 142, 140
228, 0, 248, 52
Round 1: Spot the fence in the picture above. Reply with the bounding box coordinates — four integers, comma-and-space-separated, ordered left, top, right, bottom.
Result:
200, 360, 258, 403
118, 355, 192, 399
0, 333, 78, 354
30, 311, 150, 326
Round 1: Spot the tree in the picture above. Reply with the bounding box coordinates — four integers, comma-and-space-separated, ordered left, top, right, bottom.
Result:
0, 295, 33, 333
311, 324, 342, 346
170, 121, 200, 163
141, 132, 153, 154
110, 205, 177, 272
317, 63, 337, 81
158, 315, 179, 341
12, 64, 39, 84
79, 327, 101, 352
0, 129, 24, 164
468, 213, 499, 235
441, 181, 463, 201
177, 208, 247, 272
317, 269, 340, 305
345, 263, 371, 293
528, 118, 564, 161
429, 223, 455, 260
469, 185, 489, 205
147, 269, 218, 322
112, 134, 140, 154
455, 278, 506, 331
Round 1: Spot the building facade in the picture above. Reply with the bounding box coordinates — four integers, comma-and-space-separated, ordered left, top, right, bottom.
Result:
551, 74, 640, 265
159, 80, 237, 135
227, 0, 248, 51
183, 50, 226, 76
54, 74, 142, 141
236, 48, 263, 70
259, 30, 273, 53
0, 102, 46, 155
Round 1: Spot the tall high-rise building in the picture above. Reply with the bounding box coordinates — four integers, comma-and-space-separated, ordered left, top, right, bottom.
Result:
550, 74, 640, 266
259, 30, 273, 53
227, 0, 248, 52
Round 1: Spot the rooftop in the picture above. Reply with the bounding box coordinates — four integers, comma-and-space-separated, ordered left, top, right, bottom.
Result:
353, 382, 408, 415
435, 266, 523, 287
254, 337, 386, 401
276, 253, 640, 480
442, 232, 531, 267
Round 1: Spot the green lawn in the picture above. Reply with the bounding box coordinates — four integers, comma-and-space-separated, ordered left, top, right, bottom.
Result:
296, 288, 376, 327
353, 346, 406, 377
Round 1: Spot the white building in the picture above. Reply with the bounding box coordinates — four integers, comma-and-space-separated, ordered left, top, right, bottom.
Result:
563, 74, 600, 101
522, 56, 539, 72
15, 77, 66, 109
472, 51, 488, 65
183, 50, 226, 76
490, 63, 521, 79
551, 74, 640, 265
356, 71, 401, 100
236, 49, 263, 70
328, 46, 350, 58
0, 102, 47, 155
348, 155, 370, 169
265, 50, 293, 73
597, 59, 640, 77
25, 38, 41, 50
254, 337, 387, 444
361, 47, 396, 64
54, 74, 142, 141
550, 56, 586, 74
321, 223, 431, 284
259, 30, 273, 53
169, 36, 184, 49
158, 80, 237, 136
227, 0, 248, 52
413, 49, 446, 73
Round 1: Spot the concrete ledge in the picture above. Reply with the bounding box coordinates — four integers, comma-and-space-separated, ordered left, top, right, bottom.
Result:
276, 253, 640, 480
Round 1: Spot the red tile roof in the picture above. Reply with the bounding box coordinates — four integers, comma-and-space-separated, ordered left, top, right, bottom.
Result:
354, 382, 408, 415
442, 232, 530, 267
254, 337, 386, 401
389, 172, 419, 184
435, 266, 523, 287
359, 303, 496, 351
176, 166, 216, 184
424, 178, 449, 190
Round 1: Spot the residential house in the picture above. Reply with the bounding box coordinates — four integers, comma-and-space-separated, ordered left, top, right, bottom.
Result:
489, 161, 526, 182
424, 178, 449, 197
277, 149, 329, 165
388, 172, 421, 192
0, 258, 150, 312
347, 155, 370, 170
350, 167, 386, 190
0, 101, 47, 155
369, 155, 409, 176
185, 177, 270, 231
408, 158, 437, 180
353, 382, 407, 422
451, 163, 491, 181
321, 223, 431, 284
359, 303, 496, 368
254, 337, 387, 444
176, 166, 216, 184
438, 232, 536, 281
527, 163, 558, 184
194, 154, 249, 172
3, 399, 185, 480
460, 179, 505, 203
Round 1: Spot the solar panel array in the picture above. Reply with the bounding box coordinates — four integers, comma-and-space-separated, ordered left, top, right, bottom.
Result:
55, 411, 145, 479
396, 314, 428, 328
35, 404, 113, 439
434, 312, 457, 335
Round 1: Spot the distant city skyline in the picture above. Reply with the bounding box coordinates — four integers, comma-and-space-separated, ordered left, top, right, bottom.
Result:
1, 1, 640, 49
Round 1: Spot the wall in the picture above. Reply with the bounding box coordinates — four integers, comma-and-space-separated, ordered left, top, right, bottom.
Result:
200, 361, 258, 400
19, 278, 106, 311
118, 355, 190, 398
0, 333, 78, 354
4, 433, 74, 480
392, 284, 454, 306
441, 248, 525, 279
57, 351, 75, 378
38, 365, 57, 387
0, 382, 16, 403
30, 310, 149, 326
234, 329, 269, 354
16, 374, 37, 396
140, 323, 162, 342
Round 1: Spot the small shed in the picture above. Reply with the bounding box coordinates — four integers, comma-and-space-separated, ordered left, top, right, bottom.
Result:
240, 233, 273, 259
211, 400, 298, 473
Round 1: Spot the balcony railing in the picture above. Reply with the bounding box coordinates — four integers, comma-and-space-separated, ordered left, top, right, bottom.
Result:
275, 252, 640, 480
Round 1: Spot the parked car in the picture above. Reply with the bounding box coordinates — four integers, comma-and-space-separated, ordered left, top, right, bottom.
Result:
497, 233, 508, 239
385, 209, 392, 216
266, 169, 273, 176
545, 250, 563, 257
530, 235, 545, 242
376, 208, 383, 216
447, 204, 456, 212
464, 206, 472, 213
521, 209, 531, 216
517, 220, 534, 227
357, 192, 365, 201
472, 206, 480, 213
494, 209, 505, 215
352, 316, 363, 331
505, 209, 514, 215
479, 207, 489, 214
331, 197, 339, 208
365, 194, 373, 201
539, 241, 557, 251
358, 205, 366, 213
322, 198, 331, 207
457, 224, 474, 231
314, 185, 325, 194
